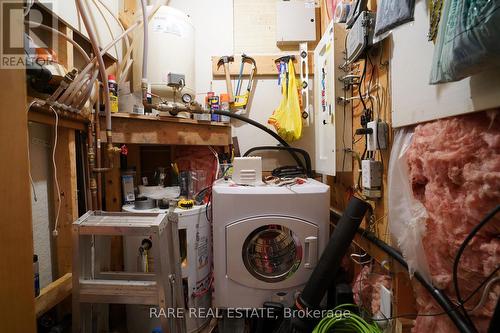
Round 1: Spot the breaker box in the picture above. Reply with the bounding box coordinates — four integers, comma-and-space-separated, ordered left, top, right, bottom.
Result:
276, 0, 317, 45
313, 22, 352, 176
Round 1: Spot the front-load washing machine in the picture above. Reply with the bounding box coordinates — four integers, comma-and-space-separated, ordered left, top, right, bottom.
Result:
212, 179, 329, 308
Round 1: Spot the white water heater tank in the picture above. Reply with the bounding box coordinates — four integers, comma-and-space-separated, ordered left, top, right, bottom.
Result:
133, 5, 195, 100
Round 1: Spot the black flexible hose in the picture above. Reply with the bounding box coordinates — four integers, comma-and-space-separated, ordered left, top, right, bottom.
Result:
213, 110, 303, 167
488, 296, 500, 333
243, 146, 311, 177
356, 226, 474, 333
275, 197, 371, 333
299, 197, 371, 308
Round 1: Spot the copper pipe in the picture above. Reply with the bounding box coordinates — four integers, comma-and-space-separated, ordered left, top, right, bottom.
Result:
87, 122, 98, 210
94, 92, 104, 209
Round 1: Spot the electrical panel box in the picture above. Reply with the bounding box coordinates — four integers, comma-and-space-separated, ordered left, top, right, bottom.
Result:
362, 159, 382, 188
313, 22, 352, 176
276, 1, 317, 46
367, 120, 388, 151
361, 159, 382, 198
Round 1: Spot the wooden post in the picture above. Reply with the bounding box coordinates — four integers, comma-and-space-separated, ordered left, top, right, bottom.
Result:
53, 127, 79, 277
57, 23, 74, 70
0, 0, 36, 328
104, 152, 124, 271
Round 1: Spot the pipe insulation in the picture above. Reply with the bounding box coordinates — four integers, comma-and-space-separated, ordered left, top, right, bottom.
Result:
299, 197, 371, 308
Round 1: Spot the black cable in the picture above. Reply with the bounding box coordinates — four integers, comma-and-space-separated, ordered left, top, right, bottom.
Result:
488, 295, 500, 333
358, 56, 368, 112
366, 53, 375, 113
243, 146, 312, 177
372, 265, 499, 321
355, 227, 474, 333
453, 205, 500, 329
213, 110, 303, 169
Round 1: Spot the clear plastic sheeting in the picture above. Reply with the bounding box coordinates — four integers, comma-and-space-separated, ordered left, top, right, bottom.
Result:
430, 0, 500, 84
388, 127, 432, 282
374, 0, 415, 37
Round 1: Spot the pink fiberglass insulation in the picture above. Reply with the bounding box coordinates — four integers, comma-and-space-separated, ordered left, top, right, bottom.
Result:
405, 111, 500, 333
353, 265, 392, 315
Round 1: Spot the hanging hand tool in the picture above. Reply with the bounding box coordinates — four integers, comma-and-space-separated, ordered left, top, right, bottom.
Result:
233, 54, 257, 109
217, 55, 235, 103
275, 55, 296, 91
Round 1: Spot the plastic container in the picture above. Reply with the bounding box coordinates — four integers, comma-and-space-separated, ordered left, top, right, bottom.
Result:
108, 74, 119, 113
209, 95, 220, 122
220, 93, 230, 123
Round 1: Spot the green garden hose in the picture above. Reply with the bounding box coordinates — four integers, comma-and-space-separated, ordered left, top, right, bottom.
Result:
312, 304, 383, 333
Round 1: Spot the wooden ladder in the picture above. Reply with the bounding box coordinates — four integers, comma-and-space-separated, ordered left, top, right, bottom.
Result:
72, 211, 186, 333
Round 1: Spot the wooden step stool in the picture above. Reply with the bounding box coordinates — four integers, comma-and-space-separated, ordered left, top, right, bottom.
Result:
72, 211, 186, 333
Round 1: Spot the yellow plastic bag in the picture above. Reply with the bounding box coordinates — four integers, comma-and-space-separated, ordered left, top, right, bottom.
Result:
268, 60, 303, 142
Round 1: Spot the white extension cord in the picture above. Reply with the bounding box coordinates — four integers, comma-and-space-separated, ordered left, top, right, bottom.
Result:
49, 106, 61, 237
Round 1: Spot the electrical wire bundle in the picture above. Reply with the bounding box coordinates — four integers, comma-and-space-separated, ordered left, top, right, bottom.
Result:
313, 304, 382, 333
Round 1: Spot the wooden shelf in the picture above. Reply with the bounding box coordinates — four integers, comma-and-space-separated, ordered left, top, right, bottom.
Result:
35, 273, 72, 318
28, 101, 89, 131
99, 113, 232, 146
109, 112, 230, 127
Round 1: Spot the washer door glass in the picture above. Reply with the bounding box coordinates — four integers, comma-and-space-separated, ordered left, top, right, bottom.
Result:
242, 225, 302, 283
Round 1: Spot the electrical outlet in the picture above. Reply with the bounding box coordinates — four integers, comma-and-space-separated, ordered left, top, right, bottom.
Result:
367, 120, 388, 151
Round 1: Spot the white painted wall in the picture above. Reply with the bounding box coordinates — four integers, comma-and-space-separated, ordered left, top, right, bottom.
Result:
29, 122, 54, 289
169, 0, 316, 171
391, 0, 500, 127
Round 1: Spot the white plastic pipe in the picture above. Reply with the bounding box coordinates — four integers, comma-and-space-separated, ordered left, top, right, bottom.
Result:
66, 1, 162, 109
140, 0, 148, 80
90, 0, 119, 59
63, 73, 90, 104
74, 68, 99, 108
69, 20, 141, 95
25, 21, 90, 63
92, 0, 132, 83
75, 0, 111, 130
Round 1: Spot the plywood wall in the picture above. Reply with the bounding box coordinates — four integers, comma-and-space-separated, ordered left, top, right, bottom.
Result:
321, 0, 417, 320
234, 0, 282, 53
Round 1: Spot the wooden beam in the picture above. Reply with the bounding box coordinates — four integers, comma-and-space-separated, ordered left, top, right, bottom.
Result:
53, 128, 79, 276
120, 0, 138, 29
211, 54, 314, 77
57, 23, 74, 70
35, 273, 72, 318
28, 109, 87, 131
103, 152, 124, 271
0, 0, 36, 328
100, 113, 231, 146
